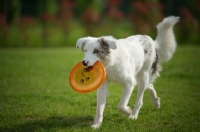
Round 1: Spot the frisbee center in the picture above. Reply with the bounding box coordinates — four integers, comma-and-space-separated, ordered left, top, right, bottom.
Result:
75, 67, 97, 85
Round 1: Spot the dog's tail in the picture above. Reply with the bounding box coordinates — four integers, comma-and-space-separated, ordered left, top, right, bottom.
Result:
155, 16, 180, 62
150, 16, 179, 83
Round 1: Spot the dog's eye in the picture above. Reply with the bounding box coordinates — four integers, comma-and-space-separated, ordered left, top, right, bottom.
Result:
93, 49, 99, 54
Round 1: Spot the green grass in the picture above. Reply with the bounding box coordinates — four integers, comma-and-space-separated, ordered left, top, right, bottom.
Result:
0, 45, 200, 132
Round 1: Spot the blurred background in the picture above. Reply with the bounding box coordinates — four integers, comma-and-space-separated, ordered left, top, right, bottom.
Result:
0, 0, 199, 47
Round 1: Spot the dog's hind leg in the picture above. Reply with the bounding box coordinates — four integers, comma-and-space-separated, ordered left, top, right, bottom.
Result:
146, 84, 160, 108
129, 71, 149, 120
118, 80, 136, 116
91, 80, 109, 129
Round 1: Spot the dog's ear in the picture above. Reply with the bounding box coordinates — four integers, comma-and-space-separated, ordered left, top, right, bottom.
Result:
99, 36, 117, 50
76, 38, 86, 50
107, 39, 117, 49
76, 37, 96, 51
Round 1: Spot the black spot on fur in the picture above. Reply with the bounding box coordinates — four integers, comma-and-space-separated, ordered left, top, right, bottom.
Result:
97, 38, 111, 60
151, 52, 158, 75
81, 42, 86, 52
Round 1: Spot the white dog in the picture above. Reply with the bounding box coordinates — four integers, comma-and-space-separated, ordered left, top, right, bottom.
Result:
76, 16, 179, 129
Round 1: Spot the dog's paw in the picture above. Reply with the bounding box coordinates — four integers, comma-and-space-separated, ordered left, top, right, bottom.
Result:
118, 106, 132, 116
153, 97, 160, 109
91, 123, 101, 129
127, 106, 132, 115
128, 115, 138, 120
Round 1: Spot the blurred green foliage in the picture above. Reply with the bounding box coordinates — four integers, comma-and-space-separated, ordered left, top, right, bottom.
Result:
0, 0, 199, 47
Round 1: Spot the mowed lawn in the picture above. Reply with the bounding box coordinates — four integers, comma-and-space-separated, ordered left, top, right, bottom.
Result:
0, 45, 200, 132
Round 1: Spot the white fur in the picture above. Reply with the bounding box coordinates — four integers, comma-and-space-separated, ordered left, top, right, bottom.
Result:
75, 16, 179, 129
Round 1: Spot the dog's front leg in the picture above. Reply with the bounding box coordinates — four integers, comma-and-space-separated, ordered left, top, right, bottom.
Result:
91, 80, 109, 129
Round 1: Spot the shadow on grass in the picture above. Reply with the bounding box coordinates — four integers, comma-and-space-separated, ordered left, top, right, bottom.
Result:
2, 116, 93, 131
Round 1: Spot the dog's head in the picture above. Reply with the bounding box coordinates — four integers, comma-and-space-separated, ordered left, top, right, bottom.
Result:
76, 36, 117, 66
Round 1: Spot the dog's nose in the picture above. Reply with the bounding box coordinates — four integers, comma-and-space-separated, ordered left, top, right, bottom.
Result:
82, 60, 88, 66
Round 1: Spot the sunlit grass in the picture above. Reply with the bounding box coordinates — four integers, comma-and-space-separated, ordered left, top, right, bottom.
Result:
0, 45, 200, 131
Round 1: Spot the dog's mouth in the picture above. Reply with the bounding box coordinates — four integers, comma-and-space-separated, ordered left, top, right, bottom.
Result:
84, 66, 93, 72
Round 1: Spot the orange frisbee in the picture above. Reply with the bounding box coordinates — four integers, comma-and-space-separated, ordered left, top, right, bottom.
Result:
69, 61, 106, 93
